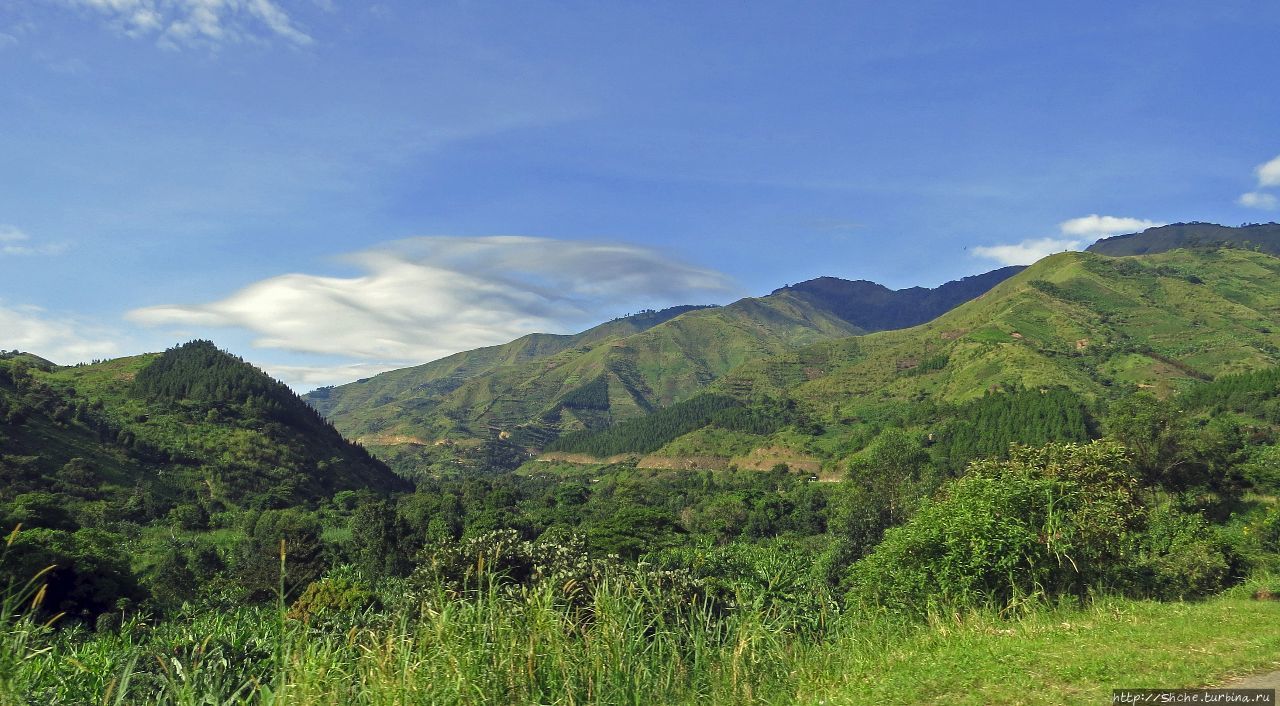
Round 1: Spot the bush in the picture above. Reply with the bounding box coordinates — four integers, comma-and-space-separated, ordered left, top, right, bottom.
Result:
1125, 504, 1230, 599
1256, 505, 1280, 553
847, 442, 1142, 612
409, 530, 708, 623
0, 527, 144, 623
287, 571, 377, 626
1242, 445, 1280, 493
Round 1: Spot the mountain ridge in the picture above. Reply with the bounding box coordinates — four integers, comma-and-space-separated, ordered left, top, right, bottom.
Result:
305, 267, 1026, 477
1087, 221, 1280, 256
545, 245, 1280, 474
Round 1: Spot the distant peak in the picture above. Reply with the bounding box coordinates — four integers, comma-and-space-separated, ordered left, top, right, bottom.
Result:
769, 265, 1025, 333
1087, 222, 1280, 257
771, 277, 889, 297
772, 266, 1025, 297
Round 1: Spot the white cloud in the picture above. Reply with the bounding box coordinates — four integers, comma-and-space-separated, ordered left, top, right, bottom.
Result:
1237, 154, 1280, 210
0, 225, 67, 256
972, 214, 1165, 266
972, 237, 1086, 266
1256, 154, 1280, 188
0, 225, 28, 243
263, 362, 405, 390
0, 303, 126, 364
1238, 191, 1279, 211
1058, 214, 1162, 239
61, 0, 312, 48
127, 236, 737, 365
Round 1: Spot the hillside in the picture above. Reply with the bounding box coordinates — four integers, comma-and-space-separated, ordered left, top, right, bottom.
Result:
306, 304, 713, 419
552, 248, 1280, 472
307, 269, 1023, 476
0, 341, 408, 526
1088, 221, 1280, 256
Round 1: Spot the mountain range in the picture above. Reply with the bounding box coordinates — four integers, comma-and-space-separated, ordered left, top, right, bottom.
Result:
6, 221, 1280, 487
303, 265, 1025, 476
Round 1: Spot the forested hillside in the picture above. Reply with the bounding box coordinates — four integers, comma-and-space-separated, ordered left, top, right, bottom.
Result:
307, 268, 1023, 478
550, 248, 1280, 475
1087, 221, 1280, 256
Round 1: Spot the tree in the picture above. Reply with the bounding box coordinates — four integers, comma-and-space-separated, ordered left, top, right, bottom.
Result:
846, 428, 933, 529
350, 498, 408, 577
150, 542, 199, 610
1104, 393, 1195, 488
1, 528, 144, 623
233, 509, 324, 601
7, 491, 77, 531
587, 507, 682, 559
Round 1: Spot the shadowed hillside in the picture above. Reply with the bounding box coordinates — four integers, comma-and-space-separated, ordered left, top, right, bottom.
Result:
0, 341, 408, 520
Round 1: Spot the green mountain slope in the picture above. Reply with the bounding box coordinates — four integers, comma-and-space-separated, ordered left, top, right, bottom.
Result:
555, 248, 1280, 472
0, 341, 408, 525
306, 305, 713, 419
1088, 221, 1280, 256
752, 248, 1280, 403
308, 269, 1023, 477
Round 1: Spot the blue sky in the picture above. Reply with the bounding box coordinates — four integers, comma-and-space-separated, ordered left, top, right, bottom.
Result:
2, 1, 1279, 388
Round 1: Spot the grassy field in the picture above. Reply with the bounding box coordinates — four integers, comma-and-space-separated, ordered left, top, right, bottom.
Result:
5, 573, 1277, 705
800, 587, 1280, 705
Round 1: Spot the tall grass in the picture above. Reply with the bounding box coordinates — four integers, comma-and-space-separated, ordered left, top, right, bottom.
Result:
3, 549, 1277, 704
1, 557, 821, 705
0, 525, 64, 703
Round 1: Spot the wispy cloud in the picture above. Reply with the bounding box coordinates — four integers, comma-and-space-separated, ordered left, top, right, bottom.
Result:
128, 236, 737, 368
60, 0, 312, 49
0, 302, 126, 364
263, 362, 405, 389
1238, 192, 1278, 210
1239, 154, 1280, 210
1057, 215, 1162, 239
0, 225, 68, 256
1257, 155, 1280, 188
972, 237, 1085, 267
972, 214, 1164, 266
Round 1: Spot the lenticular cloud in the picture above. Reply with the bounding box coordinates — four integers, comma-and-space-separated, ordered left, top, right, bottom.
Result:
127, 236, 736, 364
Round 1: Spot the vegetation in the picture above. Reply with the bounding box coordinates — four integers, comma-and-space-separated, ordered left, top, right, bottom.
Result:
305, 268, 1022, 477
1087, 221, 1280, 257
4, 244, 1280, 703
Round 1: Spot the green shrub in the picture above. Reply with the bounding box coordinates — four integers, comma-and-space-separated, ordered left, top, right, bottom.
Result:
1256, 505, 1280, 552
0, 527, 144, 623
1125, 505, 1230, 599
287, 572, 377, 626
410, 530, 709, 622
847, 441, 1142, 612
1242, 445, 1280, 493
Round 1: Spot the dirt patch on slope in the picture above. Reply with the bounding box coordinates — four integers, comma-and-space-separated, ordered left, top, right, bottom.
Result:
730, 446, 823, 474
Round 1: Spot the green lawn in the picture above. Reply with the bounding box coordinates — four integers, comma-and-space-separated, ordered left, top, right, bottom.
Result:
800, 589, 1280, 705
